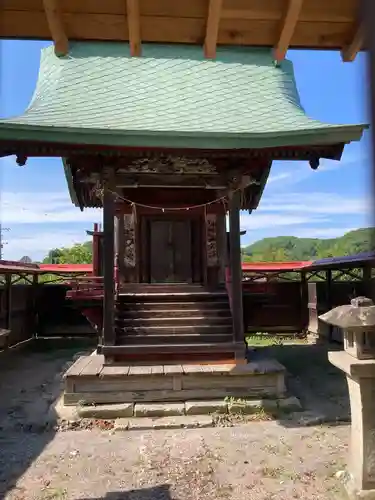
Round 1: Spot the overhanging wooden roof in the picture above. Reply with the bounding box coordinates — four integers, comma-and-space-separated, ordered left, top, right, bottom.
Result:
0, 0, 364, 62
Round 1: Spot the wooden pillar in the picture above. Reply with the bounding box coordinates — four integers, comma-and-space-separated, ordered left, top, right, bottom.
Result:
92, 223, 100, 276
326, 269, 333, 341
5, 274, 12, 331
102, 186, 115, 346
228, 191, 244, 348
300, 270, 308, 334
32, 273, 39, 339
363, 266, 373, 297
216, 213, 227, 284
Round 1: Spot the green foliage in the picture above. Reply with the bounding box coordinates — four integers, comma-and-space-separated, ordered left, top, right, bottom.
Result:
242, 227, 374, 262
43, 241, 92, 264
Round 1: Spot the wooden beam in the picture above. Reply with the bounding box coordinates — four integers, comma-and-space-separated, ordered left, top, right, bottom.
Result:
127, 0, 142, 57
102, 185, 116, 348
42, 0, 69, 56
228, 190, 244, 349
341, 24, 363, 62
273, 0, 303, 61
204, 0, 223, 59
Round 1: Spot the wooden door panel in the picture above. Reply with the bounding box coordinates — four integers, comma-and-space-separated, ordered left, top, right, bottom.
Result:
150, 220, 173, 283
173, 220, 192, 283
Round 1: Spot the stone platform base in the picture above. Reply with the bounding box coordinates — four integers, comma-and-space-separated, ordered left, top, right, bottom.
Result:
63, 355, 286, 406
53, 395, 302, 431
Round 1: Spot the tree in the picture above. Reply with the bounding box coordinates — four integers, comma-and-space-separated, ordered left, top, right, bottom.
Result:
43, 242, 92, 264
242, 227, 375, 262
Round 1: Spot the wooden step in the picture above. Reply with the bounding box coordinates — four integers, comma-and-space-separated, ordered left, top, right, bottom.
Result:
118, 284, 226, 295
116, 301, 230, 310
99, 342, 239, 356
115, 316, 233, 327
116, 308, 231, 319
117, 333, 234, 345
115, 325, 233, 335
117, 292, 229, 303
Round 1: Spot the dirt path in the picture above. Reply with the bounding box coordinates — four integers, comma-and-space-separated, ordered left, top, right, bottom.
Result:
0, 340, 351, 499
1, 423, 349, 500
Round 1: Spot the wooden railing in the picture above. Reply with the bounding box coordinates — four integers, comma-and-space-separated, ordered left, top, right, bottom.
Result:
66, 276, 104, 299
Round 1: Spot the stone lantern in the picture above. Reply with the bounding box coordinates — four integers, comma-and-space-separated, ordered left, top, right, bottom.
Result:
320, 297, 375, 499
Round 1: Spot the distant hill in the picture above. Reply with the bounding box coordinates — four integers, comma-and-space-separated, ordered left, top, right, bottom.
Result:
242, 228, 374, 262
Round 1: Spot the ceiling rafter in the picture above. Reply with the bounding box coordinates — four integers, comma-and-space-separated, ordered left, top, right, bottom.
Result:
204, 0, 223, 59
42, 0, 69, 57
341, 24, 363, 62
273, 0, 303, 62
126, 0, 142, 57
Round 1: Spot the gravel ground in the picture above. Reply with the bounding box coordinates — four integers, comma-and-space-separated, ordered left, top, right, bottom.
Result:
1, 424, 349, 500
0, 340, 351, 500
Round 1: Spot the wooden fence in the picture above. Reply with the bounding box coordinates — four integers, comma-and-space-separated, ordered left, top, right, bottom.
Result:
307, 280, 374, 343
0, 277, 372, 349
243, 281, 306, 335
0, 284, 95, 348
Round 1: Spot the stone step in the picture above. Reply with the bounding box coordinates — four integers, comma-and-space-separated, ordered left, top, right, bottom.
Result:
117, 333, 234, 345
73, 397, 302, 426
116, 308, 231, 318
115, 316, 233, 327
115, 324, 233, 335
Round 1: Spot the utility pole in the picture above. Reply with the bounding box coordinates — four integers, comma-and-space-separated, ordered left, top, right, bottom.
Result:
0, 225, 10, 260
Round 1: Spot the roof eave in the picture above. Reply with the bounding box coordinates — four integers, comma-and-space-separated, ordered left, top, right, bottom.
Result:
0, 123, 368, 150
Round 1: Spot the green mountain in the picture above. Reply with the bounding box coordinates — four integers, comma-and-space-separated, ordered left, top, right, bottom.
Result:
242, 228, 374, 262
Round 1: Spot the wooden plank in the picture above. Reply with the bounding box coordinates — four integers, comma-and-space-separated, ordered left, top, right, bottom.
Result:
198, 364, 214, 373
210, 363, 236, 373
204, 0, 223, 58
0, 11, 354, 50
182, 373, 278, 390
341, 23, 363, 61
129, 365, 153, 375
64, 386, 277, 405
222, 0, 355, 23
100, 364, 130, 377
151, 365, 164, 375
100, 342, 237, 355
80, 354, 105, 376
126, 0, 141, 56
63, 355, 93, 378
274, 0, 303, 61
42, 0, 69, 56
163, 364, 183, 375
182, 364, 205, 374
74, 376, 173, 392
0, 0, 358, 23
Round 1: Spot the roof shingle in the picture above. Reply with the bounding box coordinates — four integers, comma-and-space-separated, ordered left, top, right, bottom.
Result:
0, 43, 367, 149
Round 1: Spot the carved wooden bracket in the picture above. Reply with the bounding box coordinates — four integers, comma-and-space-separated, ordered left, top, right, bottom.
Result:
206, 213, 218, 267
124, 213, 136, 267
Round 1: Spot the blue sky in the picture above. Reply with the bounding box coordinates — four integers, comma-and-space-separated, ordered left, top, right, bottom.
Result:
0, 40, 372, 260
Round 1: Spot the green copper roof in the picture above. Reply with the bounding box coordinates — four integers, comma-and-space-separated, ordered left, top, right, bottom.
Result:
0, 43, 367, 149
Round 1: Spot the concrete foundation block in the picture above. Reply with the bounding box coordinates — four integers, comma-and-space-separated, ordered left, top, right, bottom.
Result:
185, 400, 227, 415
77, 403, 134, 419
228, 398, 278, 414
123, 415, 213, 431
277, 396, 302, 412
134, 403, 185, 418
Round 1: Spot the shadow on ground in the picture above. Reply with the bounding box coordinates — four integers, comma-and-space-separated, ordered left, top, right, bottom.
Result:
252, 342, 350, 428
77, 485, 172, 500
0, 338, 95, 498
